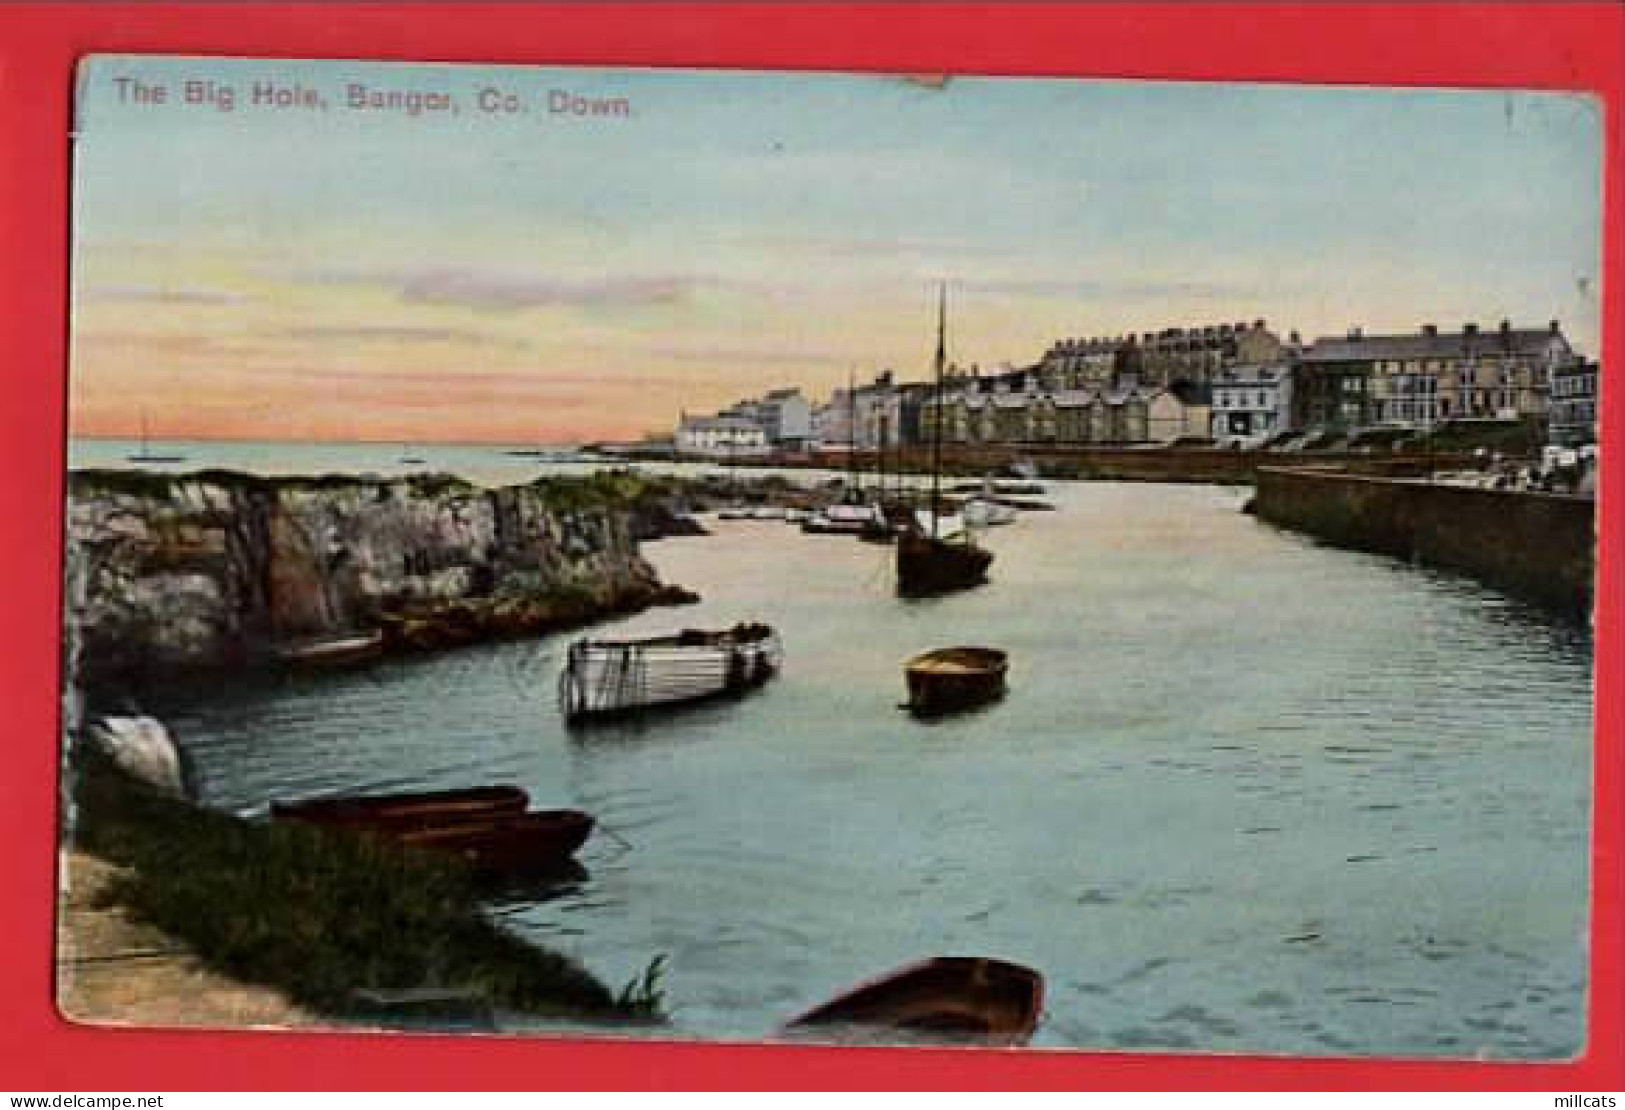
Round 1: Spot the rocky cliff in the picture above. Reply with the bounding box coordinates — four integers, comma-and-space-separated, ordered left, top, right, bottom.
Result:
65, 469, 694, 692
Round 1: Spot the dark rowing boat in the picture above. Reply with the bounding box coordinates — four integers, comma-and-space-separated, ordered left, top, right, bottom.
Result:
782, 957, 1044, 1047
270, 785, 530, 831
394, 809, 596, 874
904, 646, 1008, 716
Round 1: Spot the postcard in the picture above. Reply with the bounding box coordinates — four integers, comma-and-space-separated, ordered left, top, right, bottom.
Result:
58, 54, 1602, 1059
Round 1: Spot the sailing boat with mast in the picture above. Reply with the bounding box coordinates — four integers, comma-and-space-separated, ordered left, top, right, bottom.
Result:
126, 410, 186, 464
896, 286, 992, 597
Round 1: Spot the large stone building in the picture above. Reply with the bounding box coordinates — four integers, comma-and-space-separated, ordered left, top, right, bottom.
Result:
1294, 320, 1575, 432
1035, 320, 1286, 390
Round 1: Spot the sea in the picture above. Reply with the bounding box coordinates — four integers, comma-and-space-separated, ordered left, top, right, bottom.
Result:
69, 438, 1594, 1057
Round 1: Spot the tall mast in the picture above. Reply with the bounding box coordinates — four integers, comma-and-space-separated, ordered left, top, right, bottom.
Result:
847, 369, 859, 493
930, 283, 946, 539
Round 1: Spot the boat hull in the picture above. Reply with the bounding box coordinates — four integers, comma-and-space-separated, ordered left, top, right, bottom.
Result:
896, 531, 993, 597
271, 785, 530, 832
559, 625, 782, 721
783, 957, 1044, 1047
277, 630, 386, 669
905, 646, 1009, 716
395, 809, 595, 875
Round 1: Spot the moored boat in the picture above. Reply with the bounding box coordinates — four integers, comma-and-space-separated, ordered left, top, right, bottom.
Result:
276, 629, 386, 669
271, 785, 530, 831
802, 500, 885, 535
961, 497, 1017, 528
904, 645, 1008, 716
896, 530, 993, 597
782, 957, 1044, 1046
558, 623, 782, 721
897, 285, 994, 597
394, 808, 596, 874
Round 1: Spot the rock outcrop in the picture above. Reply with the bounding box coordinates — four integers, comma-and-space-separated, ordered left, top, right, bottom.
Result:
65, 470, 691, 692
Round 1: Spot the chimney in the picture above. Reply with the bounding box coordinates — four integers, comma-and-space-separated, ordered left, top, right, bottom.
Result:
1549, 319, 1561, 335
1347, 325, 1363, 341
1422, 323, 1438, 338
1500, 319, 1512, 335
1464, 322, 1478, 336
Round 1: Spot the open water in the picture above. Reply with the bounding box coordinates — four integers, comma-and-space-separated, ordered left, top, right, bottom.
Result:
96, 441, 1593, 1058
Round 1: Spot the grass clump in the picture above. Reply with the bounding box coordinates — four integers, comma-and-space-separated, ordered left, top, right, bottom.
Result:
529, 469, 673, 512
70, 750, 660, 1023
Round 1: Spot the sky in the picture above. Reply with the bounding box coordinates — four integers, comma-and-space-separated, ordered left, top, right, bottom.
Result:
69, 56, 1604, 445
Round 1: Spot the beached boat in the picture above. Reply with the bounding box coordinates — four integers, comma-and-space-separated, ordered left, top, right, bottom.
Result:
394, 809, 596, 874
905, 646, 1008, 716
782, 957, 1044, 1046
271, 785, 530, 831
558, 623, 782, 721
276, 629, 385, 669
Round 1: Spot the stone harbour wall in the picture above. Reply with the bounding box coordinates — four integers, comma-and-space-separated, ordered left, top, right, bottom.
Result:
1253, 467, 1595, 619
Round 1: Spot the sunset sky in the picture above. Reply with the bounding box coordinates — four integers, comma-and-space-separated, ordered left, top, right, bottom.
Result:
70, 56, 1603, 445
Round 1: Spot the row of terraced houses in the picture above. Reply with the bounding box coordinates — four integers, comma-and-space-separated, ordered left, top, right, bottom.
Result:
675, 317, 1600, 455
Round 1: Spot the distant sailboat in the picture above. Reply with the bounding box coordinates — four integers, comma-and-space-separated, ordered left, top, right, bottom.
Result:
398, 444, 426, 465
126, 412, 186, 464
896, 286, 993, 597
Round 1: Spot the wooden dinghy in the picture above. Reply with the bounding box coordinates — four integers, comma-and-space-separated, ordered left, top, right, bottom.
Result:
276, 629, 386, 669
905, 646, 1008, 716
559, 622, 782, 722
271, 785, 530, 832
783, 957, 1044, 1047
393, 809, 596, 875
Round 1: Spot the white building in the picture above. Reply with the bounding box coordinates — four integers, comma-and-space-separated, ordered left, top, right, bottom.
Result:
675, 413, 770, 457
729, 388, 812, 448
1210, 363, 1293, 446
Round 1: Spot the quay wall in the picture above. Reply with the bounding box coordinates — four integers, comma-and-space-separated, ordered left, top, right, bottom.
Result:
1253, 467, 1594, 617
753, 446, 1470, 485
65, 470, 684, 693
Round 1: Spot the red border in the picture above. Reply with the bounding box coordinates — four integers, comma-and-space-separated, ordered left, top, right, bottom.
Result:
1, 2, 1619, 1091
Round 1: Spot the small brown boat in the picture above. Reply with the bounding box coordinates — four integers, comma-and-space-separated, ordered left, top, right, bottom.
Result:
394, 809, 596, 874
783, 957, 1044, 1046
905, 646, 1008, 716
276, 629, 386, 669
271, 785, 530, 832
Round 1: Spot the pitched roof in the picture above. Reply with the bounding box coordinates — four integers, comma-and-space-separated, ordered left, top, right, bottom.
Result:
1301, 326, 1564, 363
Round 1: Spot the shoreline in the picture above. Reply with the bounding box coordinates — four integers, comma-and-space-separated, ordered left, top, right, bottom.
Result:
63, 751, 665, 1031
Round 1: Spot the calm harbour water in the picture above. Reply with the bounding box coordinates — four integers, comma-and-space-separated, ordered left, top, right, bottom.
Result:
95, 440, 1593, 1058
